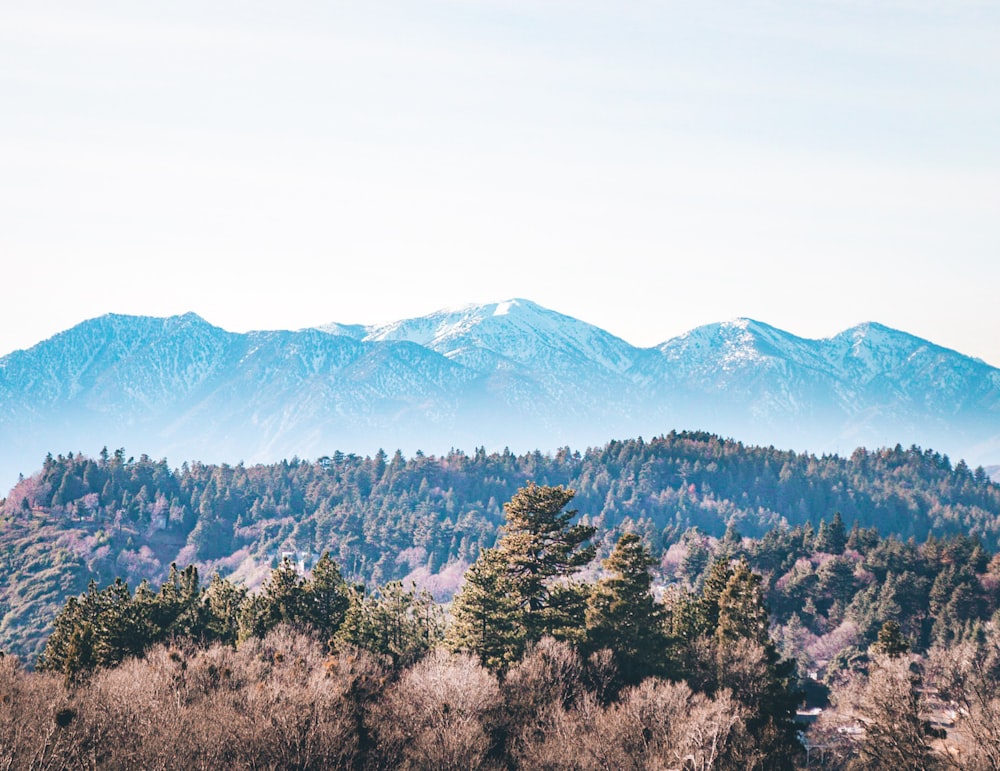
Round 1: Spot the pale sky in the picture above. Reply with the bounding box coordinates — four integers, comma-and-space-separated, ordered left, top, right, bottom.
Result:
2, 1, 998, 362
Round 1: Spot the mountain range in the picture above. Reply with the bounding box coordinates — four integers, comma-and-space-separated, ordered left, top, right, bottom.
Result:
1, 298, 999, 491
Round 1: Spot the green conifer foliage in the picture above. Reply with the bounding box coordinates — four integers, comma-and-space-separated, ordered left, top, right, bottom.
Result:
716, 559, 770, 645
39, 578, 151, 678
677, 528, 711, 588
585, 532, 665, 686
497, 483, 596, 641
301, 552, 352, 645
448, 483, 595, 671
37, 595, 92, 682
238, 558, 305, 642
872, 620, 910, 658
338, 581, 444, 667
664, 555, 802, 768
815, 511, 848, 554
448, 548, 526, 672
696, 556, 734, 636
150, 563, 203, 639
202, 572, 247, 646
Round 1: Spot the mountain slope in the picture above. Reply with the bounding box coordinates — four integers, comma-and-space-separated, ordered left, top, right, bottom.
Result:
319, 298, 642, 429
353, 298, 636, 374
627, 317, 1000, 457
0, 314, 477, 483
2, 302, 1000, 489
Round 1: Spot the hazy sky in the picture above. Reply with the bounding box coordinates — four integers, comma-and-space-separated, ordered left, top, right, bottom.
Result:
2, 1, 998, 362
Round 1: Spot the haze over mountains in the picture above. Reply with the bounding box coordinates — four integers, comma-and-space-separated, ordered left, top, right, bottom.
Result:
1, 298, 998, 491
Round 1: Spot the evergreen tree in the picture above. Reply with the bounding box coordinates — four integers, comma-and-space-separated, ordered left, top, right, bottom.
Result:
695, 556, 734, 636
61, 621, 97, 684
715, 558, 770, 645
152, 563, 204, 639
448, 484, 594, 670
238, 558, 305, 642
91, 579, 147, 668
669, 556, 802, 768
543, 581, 591, 646
202, 573, 247, 646
301, 552, 352, 643
37, 594, 93, 681
496, 483, 595, 641
338, 581, 444, 667
677, 528, 711, 588
40, 578, 151, 678
448, 548, 526, 672
585, 532, 665, 686
872, 620, 910, 658
816, 512, 848, 554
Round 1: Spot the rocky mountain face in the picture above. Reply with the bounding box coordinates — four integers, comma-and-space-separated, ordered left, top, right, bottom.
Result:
2, 300, 998, 489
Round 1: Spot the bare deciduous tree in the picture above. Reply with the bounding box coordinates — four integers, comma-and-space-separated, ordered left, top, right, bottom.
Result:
827, 653, 945, 770
928, 637, 1000, 770
371, 648, 501, 770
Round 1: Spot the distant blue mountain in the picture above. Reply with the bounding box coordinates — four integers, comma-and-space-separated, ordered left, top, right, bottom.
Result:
2, 299, 998, 489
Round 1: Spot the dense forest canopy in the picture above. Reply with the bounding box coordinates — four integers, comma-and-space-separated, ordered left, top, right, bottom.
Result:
1, 431, 999, 663
6, 479, 1000, 768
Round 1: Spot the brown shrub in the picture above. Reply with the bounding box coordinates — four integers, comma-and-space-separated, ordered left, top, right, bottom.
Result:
0, 655, 80, 769
16, 626, 387, 769
371, 647, 502, 770
510, 677, 749, 771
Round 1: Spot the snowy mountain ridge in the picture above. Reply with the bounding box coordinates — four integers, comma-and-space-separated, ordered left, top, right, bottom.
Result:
2, 300, 999, 490
319, 298, 637, 375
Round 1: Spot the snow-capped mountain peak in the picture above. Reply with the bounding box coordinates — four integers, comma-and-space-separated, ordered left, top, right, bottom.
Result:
656, 317, 824, 374
2, 302, 1000, 491
320, 298, 637, 375
493, 299, 516, 316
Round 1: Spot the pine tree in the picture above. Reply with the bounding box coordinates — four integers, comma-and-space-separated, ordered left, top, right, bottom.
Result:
715, 558, 770, 645
448, 484, 594, 671
202, 573, 247, 646
153, 563, 204, 639
496, 483, 595, 642
543, 581, 591, 646
37, 594, 91, 680
338, 581, 444, 667
585, 532, 665, 685
678, 528, 711, 588
672, 556, 801, 767
816, 511, 848, 554
872, 620, 910, 658
92, 578, 146, 668
448, 548, 526, 672
238, 558, 305, 642
695, 556, 733, 636
301, 552, 352, 645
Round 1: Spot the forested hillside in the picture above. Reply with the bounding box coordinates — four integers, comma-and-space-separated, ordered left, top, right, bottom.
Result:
2, 431, 999, 661
6, 480, 1000, 768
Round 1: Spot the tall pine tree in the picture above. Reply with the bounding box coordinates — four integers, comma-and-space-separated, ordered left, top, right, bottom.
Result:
585, 532, 666, 686
498, 483, 595, 640
447, 548, 525, 671
449, 483, 595, 670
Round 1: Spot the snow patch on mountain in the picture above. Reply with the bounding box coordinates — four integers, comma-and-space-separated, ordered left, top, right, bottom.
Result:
322, 298, 636, 376
2, 302, 1000, 492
